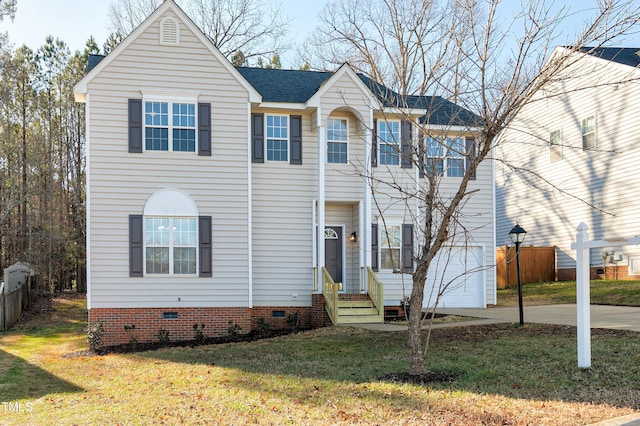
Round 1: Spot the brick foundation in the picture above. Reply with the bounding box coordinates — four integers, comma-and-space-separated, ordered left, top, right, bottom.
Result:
250, 306, 313, 330
557, 265, 640, 281
89, 293, 398, 347
89, 307, 252, 347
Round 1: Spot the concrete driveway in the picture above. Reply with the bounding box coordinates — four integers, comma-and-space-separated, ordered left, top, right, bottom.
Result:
436, 304, 640, 332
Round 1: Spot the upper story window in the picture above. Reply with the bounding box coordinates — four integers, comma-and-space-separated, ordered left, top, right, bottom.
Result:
549, 129, 563, 162
425, 137, 465, 177
266, 115, 289, 161
378, 120, 400, 166
327, 118, 348, 164
145, 101, 196, 152
582, 115, 596, 150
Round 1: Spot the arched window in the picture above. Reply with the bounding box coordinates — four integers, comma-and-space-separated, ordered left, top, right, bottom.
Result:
130, 189, 211, 278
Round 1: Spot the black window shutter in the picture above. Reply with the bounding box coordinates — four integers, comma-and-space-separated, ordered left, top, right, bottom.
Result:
402, 224, 414, 272
465, 136, 476, 180
251, 113, 264, 163
290, 115, 302, 165
198, 103, 211, 156
128, 99, 143, 153
401, 120, 413, 169
129, 215, 143, 277
371, 119, 378, 167
199, 216, 212, 277
371, 224, 379, 272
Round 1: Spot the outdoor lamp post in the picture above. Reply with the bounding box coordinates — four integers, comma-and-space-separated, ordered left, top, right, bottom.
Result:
509, 223, 527, 326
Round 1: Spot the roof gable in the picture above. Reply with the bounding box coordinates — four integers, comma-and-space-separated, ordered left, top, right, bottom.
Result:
73, 0, 260, 103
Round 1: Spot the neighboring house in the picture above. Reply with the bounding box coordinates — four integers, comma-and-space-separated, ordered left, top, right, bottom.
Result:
496, 46, 640, 280
74, 0, 494, 346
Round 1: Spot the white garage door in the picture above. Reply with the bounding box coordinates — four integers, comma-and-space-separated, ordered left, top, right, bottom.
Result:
422, 246, 484, 308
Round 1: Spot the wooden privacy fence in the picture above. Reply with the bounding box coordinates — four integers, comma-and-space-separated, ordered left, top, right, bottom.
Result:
496, 246, 556, 289
0, 262, 34, 331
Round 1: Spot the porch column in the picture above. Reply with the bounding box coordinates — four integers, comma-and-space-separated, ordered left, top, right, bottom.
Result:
363, 116, 373, 289
317, 110, 326, 292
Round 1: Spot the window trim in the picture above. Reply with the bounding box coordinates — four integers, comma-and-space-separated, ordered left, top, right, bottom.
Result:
265, 113, 290, 162
581, 115, 597, 150
327, 117, 349, 164
143, 95, 198, 153
378, 119, 401, 166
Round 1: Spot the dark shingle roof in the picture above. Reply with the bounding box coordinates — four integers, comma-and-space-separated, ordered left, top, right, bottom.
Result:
86, 55, 480, 126
357, 74, 481, 126
579, 46, 640, 68
87, 54, 106, 72
236, 67, 333, 103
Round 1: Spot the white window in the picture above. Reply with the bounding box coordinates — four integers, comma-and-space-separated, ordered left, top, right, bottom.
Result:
425, 137, 465, 177
266, 114, 288, 161
145, 101, 196, 152
378, 120, 400, 166
142, 189, 200, 276
582, 115, 596, 150
381, 225, 401, 270
327, 118, 348, 164
145, 217, 197, 275
445, 137, 465, 177
549, 129, 562, 162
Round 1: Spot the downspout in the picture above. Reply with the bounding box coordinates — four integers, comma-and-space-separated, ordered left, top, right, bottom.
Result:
247, 101, 253, 308
85, 94, 92, 310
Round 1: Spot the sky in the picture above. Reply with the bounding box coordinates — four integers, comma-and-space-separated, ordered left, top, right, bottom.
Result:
1, 0, 640, 69
0, 0, 326, 67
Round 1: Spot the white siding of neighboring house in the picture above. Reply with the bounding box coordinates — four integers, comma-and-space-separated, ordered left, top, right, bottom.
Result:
85, 9, 252, 308
496, 48, 640, 271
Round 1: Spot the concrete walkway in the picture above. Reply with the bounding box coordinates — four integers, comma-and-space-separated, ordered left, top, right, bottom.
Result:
350, 304, 640, 332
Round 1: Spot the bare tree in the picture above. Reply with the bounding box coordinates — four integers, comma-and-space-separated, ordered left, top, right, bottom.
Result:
107, 0, 290, 63
305, 0, 640, 375
0, 0, 16, 22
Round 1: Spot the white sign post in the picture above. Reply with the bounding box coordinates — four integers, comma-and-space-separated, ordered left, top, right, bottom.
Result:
572, 223, 640, 368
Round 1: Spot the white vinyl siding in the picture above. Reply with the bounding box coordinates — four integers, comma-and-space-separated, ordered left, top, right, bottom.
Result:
85, 10, 250, 308
496, 47, 640, 271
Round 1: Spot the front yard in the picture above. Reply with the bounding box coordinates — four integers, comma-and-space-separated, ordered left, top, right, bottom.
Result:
0, 293, 639, 424
497, 279, 640, 307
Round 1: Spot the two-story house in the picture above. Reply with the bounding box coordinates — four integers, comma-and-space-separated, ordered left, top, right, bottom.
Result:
74, 0, 495, 346
496, 46, 640, 280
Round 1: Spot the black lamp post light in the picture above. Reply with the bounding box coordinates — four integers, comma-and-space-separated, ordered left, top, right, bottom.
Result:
509, 223, 527, 326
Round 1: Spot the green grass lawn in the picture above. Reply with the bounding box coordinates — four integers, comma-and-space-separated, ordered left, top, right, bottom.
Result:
497, 279, 640, 307
0, 294, 639, 424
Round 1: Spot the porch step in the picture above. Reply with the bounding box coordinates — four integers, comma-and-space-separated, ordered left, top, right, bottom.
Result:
334, 299, 383, 324
337, 300, 375, 309
336, 314, 383, 324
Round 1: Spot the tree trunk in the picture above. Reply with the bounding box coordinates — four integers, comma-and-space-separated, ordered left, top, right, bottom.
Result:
407, 273, 427, 374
